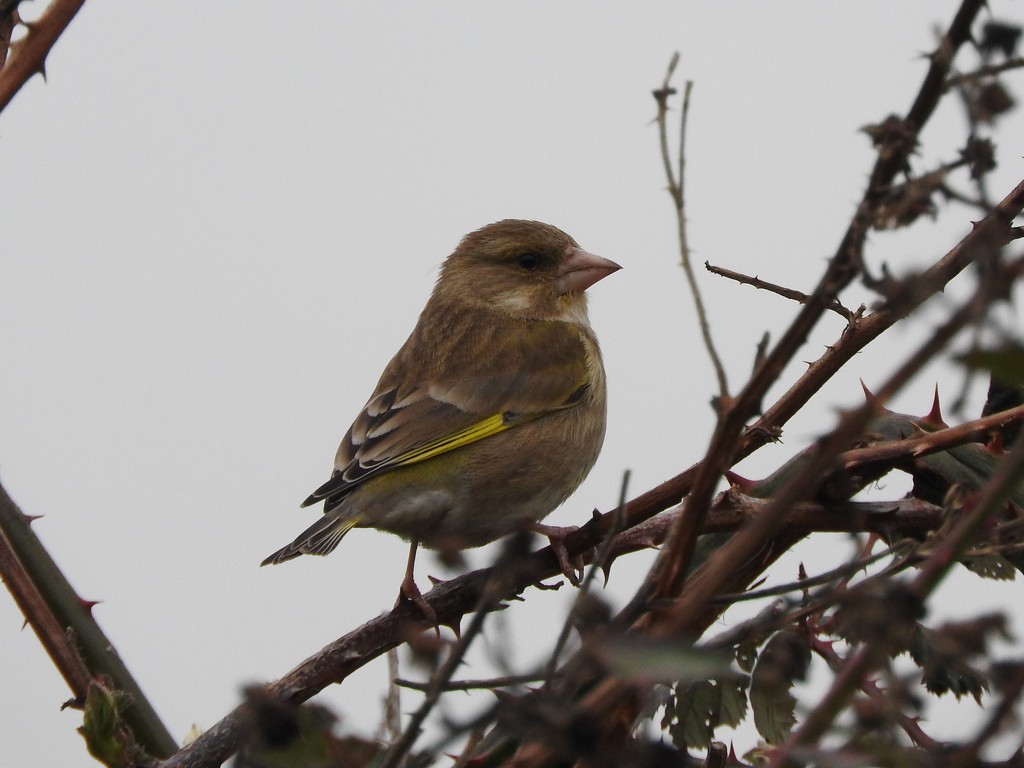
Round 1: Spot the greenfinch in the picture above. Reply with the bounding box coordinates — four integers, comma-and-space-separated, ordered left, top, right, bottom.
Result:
262, 220, 619, 603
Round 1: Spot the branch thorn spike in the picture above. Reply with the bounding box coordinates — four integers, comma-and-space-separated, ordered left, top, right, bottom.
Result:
922, 385, 947, 428
78, 597, 101, 614
986, 432, 1006, 455
442, 617, 462, 639
724, 470, 756, 491
601, 556, 616, 586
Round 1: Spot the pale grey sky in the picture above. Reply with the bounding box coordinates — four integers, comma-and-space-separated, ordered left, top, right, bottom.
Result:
3, 2, 1023, 765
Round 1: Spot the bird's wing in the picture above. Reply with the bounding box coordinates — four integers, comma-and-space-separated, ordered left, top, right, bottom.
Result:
303, 319, 593, 508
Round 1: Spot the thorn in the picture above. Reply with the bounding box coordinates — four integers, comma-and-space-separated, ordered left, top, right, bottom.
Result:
812, 637, 838, 655
531, 523, 583, 585
60, 696, 85, 712
911, 441, 932, 457
724, 471, 755, 491
78, 597, 101, 614
858, 380, 891, 416
442, 617, 461, 639
986, 432, 1006, 455
922, 385, 947, 428
601, 551, 622, 585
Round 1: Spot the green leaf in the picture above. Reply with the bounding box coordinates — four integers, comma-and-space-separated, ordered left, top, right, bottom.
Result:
78, 680, 138, 768
718, 677, 750, 728
957, 345, 1024, 386
749, 631, 810, 745
961, 553, 1017, 580
908, 623, 992, 703
666, 676, 750, 750
750, 681, 798, 746
668, 680, 718, 749
735, 641, 758, 674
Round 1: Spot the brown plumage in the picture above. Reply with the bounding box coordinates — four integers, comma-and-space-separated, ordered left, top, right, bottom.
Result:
262, 220, 619, 603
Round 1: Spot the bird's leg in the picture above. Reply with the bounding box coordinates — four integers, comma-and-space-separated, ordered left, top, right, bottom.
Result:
398, 540, 437, 625
531, 523, 584, 586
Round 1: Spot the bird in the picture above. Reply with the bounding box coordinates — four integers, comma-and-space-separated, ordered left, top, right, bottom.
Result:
262, 219, 620, 613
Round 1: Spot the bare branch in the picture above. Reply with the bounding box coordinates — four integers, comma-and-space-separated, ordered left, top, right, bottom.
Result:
0, 0, 86, 114
705, 261, 855, 319
654, 57, 730, 398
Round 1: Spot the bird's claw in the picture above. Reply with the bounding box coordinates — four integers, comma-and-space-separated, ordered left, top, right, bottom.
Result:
399, 573, 439, 631
532, 523, 584, 586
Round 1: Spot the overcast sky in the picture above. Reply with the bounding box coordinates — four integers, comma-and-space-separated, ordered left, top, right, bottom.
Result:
4, 2, 1024, 765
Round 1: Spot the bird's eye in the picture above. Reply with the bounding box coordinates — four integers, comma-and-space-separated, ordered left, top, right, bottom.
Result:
517, 253, 540, 271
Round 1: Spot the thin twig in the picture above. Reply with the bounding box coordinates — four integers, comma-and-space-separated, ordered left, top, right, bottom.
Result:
809, 637, 941, 749
543, 470, 631, 686
654, 56, 729, 398
705, 261, 854, 319
381, 539, 529, 768
381, 607, 488, 768
952, 662, 1024, 763
712, 541, 910, 604
945, 56, 1024, 89
382, 649, 402, 745
395, 673, 545, 693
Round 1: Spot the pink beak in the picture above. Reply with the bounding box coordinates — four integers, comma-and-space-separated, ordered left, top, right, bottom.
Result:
556, 247, 622, 295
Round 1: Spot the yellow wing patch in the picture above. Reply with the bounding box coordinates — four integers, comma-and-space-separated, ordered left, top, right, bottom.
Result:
394, 412, 533, 467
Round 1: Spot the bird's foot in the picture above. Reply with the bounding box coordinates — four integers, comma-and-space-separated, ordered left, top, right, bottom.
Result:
398, 572, 438, 630
531, 523, 584, 586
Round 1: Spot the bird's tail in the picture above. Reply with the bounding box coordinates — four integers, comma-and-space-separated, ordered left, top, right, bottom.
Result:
260, 515, 361, 566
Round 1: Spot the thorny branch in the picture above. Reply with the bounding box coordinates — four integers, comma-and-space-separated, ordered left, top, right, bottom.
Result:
653, 54, 730, 399
704, 261, 856, 320
0, 0, 85, 113
769, 426, 1024, 766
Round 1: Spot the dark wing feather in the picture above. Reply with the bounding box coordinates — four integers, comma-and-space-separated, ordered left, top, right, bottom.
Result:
303, 312, 593, 508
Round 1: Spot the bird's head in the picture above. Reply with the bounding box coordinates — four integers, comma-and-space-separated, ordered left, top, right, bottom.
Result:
436, 219, 621, 323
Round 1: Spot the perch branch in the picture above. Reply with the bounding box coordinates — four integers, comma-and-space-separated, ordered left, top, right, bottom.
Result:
0, 0, 86, 114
